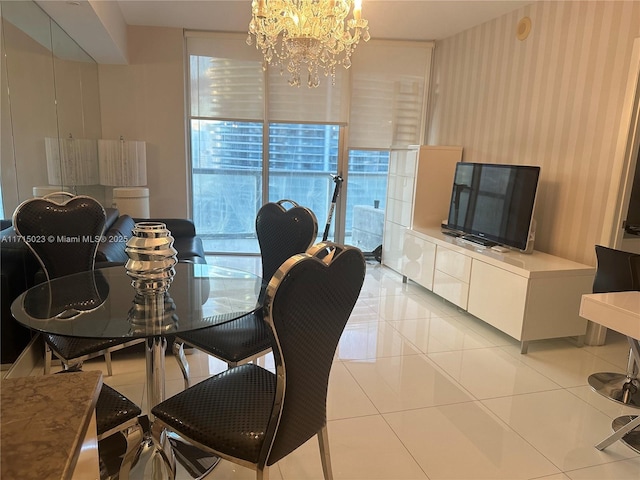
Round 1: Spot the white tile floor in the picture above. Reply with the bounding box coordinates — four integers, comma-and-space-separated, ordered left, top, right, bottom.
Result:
56, 260, 640, 479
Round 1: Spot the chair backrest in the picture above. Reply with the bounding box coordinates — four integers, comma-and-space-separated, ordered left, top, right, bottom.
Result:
24, 270, 110, 320
256, 199, 318, 282
260, 242, 365, 466
593, 245, 640, 293
13, 192, 106, 281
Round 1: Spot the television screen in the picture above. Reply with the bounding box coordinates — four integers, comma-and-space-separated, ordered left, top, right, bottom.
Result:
446, 162, 541, 251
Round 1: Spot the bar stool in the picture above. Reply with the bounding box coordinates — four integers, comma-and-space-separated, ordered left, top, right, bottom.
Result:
587, 245, 640, 406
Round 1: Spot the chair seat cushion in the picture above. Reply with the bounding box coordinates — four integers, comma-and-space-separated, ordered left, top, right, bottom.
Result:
152, 363, 275, 463
177, 313, 272, 363
96, 383, 142, 436
44, 334, 133, 359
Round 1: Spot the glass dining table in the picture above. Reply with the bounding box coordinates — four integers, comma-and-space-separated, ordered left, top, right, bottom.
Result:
11, 262, 263, 411
11, 262, 263, 478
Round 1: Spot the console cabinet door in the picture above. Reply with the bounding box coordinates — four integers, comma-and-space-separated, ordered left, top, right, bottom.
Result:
403, 231, 436, 290
467, 259, 528, 340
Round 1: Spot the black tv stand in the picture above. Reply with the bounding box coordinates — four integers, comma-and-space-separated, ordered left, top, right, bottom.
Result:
461, 234, 498, 247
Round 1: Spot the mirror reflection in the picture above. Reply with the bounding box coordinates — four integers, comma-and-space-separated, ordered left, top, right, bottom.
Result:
0, 0, 103, 218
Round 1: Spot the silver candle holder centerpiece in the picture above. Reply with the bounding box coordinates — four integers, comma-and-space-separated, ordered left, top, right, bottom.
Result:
125, 221, 178, 295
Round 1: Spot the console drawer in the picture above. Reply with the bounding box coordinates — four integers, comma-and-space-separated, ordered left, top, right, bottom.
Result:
435, 245, 472, 282
433, 270, 469, 309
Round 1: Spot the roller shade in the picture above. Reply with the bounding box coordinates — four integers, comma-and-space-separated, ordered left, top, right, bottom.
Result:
349, 40, 433, 149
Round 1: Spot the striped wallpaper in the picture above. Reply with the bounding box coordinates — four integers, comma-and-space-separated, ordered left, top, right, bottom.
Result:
429, 0, 640, 265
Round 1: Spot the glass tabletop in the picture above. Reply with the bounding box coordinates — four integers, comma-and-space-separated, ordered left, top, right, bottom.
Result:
11, 263, 263, 338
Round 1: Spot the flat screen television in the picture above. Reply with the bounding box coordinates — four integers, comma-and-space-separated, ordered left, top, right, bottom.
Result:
445, 162, 541, 252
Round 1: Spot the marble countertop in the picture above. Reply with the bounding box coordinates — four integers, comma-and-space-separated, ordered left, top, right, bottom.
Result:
1, 371, 102, 480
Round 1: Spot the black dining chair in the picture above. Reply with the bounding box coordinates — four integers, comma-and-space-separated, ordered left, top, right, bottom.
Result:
587, 245, 640, 406
12, 192, 143, 375
96, 383, 144, 480
172, 199, 318, 387
151, 242, 365, 480
56, 370, 143, 480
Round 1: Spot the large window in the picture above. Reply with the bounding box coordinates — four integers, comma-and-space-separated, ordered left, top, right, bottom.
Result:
187, 33, 432, 254
191, 120, 263, 253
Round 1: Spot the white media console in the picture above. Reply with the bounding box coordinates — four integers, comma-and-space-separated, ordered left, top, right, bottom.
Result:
403, 227, 595, 353
382, 145, 596, 353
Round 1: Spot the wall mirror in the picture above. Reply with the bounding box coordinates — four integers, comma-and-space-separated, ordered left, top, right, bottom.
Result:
0, 0, 103, 219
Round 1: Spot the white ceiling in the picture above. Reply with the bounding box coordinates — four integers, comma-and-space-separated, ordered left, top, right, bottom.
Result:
36, 0, 532, 64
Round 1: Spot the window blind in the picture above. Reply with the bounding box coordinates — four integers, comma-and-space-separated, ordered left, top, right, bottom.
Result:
187, 32, 264, 121
187, 32, 348, 124
349, 40, 434, 149
186, 33, 433, 147
267, 67, 348, 124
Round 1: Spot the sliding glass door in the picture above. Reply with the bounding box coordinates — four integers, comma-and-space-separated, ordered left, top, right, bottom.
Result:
346, 150, 389, 253
191, 120, 263, 253
268, 123, 340, 243
191, 121, 341, 253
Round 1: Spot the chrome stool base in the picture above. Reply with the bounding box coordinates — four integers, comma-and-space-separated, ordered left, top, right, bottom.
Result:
612, 415, 640, 454
587, 372, 640, 407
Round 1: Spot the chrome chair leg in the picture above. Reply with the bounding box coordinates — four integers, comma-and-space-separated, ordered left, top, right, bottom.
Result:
318, 425, 334, 480
172, 341, 190, 390
104, 350, 113, 376
44, 344, 52, 374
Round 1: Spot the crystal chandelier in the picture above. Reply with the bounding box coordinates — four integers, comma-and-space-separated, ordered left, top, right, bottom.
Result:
247, 0, 370, 88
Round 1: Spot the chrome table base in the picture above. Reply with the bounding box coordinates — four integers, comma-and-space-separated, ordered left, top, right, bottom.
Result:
100, 416, 220, 480
128, 432, 219, 480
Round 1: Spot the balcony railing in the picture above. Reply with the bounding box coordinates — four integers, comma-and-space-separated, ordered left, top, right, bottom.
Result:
193, 168, 387, 253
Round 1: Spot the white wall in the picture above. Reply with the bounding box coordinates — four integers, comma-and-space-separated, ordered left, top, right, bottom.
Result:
98, 26, 188, 218
429, 0, 640, 264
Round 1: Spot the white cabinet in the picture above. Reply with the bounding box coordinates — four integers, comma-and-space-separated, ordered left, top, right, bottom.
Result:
404, 227, 595, 352
383, 221, 406, 273
382, 148, 417, 275
383, 145, 462, 276
403, 230, 437, 289
467, 259, 529, 340
433, 244, 472, 309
